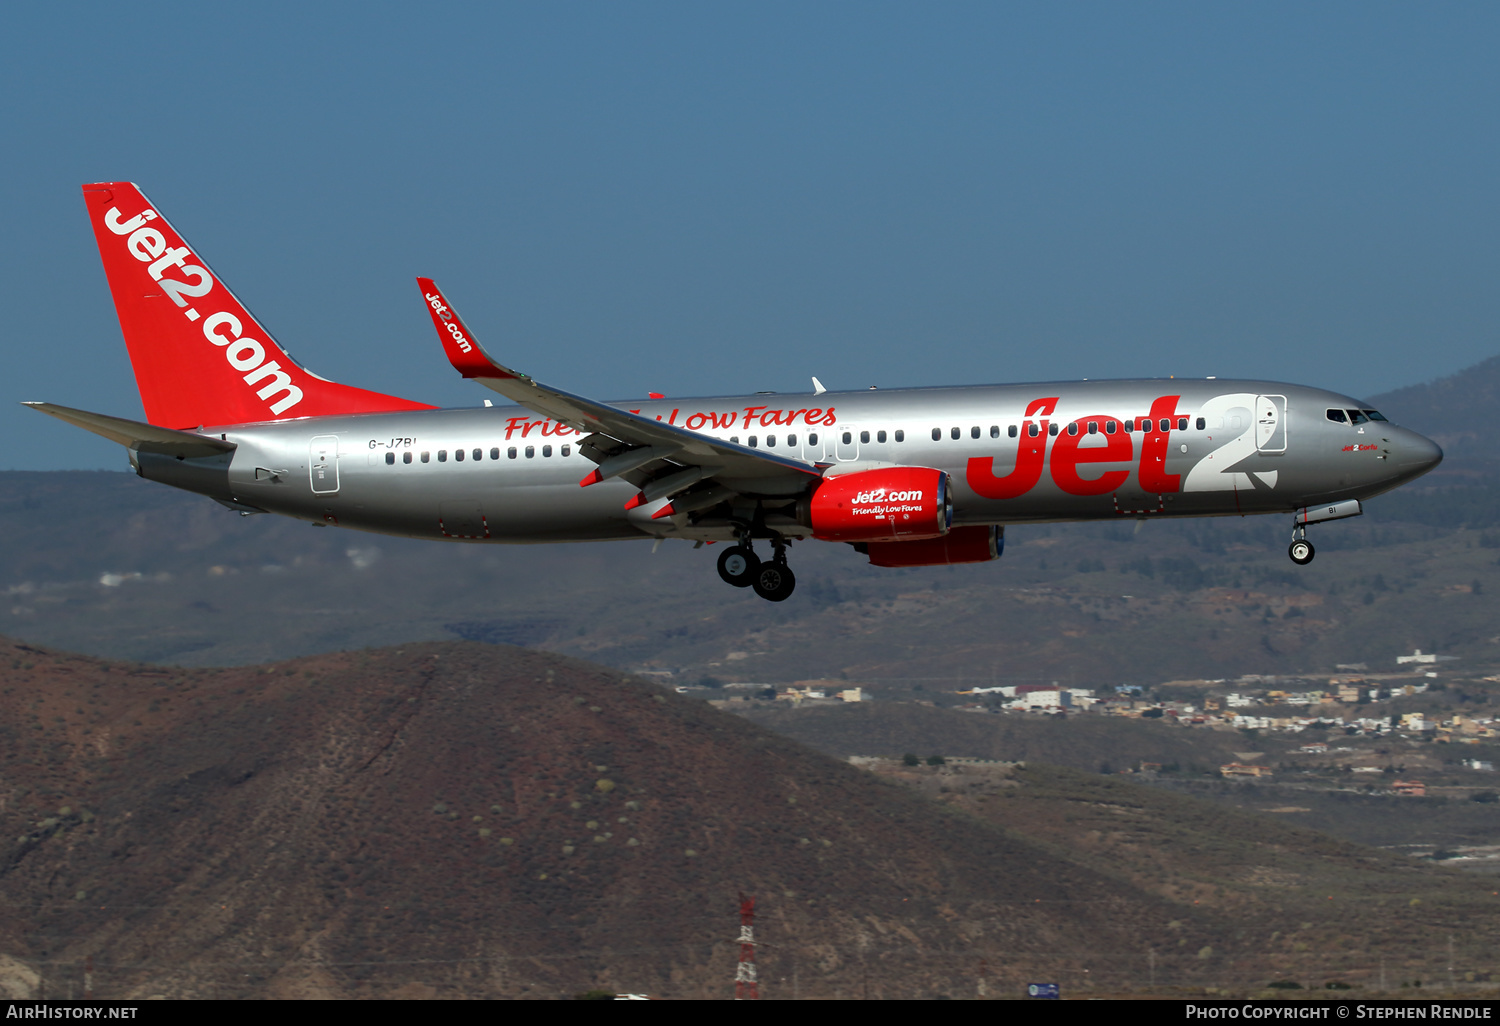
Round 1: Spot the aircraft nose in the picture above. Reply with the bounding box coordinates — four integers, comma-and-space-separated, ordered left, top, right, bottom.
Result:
1398, 431, 1443, 472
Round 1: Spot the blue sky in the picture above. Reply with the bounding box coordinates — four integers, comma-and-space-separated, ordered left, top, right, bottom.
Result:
3, 2, 1497, 468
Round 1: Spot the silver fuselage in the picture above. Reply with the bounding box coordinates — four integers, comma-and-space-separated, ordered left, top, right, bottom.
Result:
137, 379, 1442, 545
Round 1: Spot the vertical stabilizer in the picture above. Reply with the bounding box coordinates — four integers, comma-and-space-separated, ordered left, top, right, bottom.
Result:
83, 183, 435, 428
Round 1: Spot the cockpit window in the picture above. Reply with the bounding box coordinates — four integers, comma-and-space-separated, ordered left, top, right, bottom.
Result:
1326, 409, 1348, 424
1346, 409, 1369, 425
1364, 410, 1388, 422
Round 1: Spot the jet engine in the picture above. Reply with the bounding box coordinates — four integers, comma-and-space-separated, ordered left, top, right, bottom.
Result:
803, 467, 951, 542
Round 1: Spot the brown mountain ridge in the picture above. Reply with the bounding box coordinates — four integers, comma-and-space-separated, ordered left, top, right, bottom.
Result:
3, 636, 1497, 999
1, 635, 1214, 999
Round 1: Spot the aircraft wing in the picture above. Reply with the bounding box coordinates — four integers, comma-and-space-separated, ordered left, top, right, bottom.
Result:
22, 402, 236, 458
416, 278, 823, 503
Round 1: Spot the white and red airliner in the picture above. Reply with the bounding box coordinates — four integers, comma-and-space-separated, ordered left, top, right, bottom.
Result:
27, 183, 1443, 601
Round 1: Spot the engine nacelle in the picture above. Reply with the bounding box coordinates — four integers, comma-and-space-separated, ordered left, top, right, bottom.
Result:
805, 467, 951, 542
864, 525, 1003, 567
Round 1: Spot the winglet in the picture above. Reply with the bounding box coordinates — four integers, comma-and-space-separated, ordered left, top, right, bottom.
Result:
416, 277, 520, 381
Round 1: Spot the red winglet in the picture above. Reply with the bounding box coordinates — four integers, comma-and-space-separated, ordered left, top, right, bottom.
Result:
650, 502, 677, 520
579, 468, 603, 488
623, 492, 646, 511
416, 277, 510, 380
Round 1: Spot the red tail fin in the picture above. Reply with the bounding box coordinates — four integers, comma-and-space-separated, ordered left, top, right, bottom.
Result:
83, 183, 435, 429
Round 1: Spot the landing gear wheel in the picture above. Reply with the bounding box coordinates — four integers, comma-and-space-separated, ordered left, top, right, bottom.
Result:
717, 545, 760, 587
1289, 539, 1315, 565
751, 561, 796, 602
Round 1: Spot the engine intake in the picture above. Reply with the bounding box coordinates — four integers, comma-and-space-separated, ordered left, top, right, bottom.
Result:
805, 467, 951, 542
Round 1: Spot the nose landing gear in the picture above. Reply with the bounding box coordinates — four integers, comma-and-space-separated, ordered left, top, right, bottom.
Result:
717, 534, 797, 601
1288, 522, 1315, 565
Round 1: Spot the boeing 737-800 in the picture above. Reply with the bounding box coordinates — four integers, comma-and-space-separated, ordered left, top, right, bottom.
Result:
26, 183, 1444, 602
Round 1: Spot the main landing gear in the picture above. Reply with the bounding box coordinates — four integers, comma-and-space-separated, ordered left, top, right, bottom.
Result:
1288, 522, 1315, 566
716, 535, 796, 602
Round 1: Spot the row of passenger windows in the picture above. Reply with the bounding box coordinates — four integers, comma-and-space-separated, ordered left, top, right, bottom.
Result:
1327, 408, 1387, 425
928, 417, 1198, 441
384, 444, 574, 465
724, 419, 1207, 449
382, 413, 1240, 464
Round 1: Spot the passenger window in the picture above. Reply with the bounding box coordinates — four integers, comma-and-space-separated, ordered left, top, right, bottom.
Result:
454, 449, 464, 462
843, 431, 853, 444
1123, 420, 1132, 432
990, 425, 999, 438
808, 432, 818, 445
894, 430, 904, 442
1087, 422, 1097, 434
1049, 424, 1058, 436
766, 435, 776, 447
971, 426, 980, 439
473, 448, 482, 461
1364, 410, 1388, 422
860, 430, 870, 444
1347, 409, 1369, 425
525, 446, 534, 458
1008, 425, 1017, 438
1027, 423, 1039, 438
1159, 419, 1170, 432
1177, 418, 1188, 431
951, 427, 960, 440
1326, 409, 1348, 424
1105, 421, 1116, 434
542, 445, 552, 457
438, 450, 448, 462
749, 436, 758, 448
932, 428, 941, 441
876, 430, 886, 443
1068, 422, 1079, 436
787, 434, 797, 446
403, 451, 412, 464
1195, 417, 1205, 430
562, 445, 571, 457
730, 436, 739, 444
490, 447, 500, 460
507, 447, 516, 459
421, 452, 430, 463
385, 452, 395, 465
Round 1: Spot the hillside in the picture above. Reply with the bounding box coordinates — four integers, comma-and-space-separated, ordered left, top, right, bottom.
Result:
736, 701, 1247, 775
0, 635, 1222, 999
883, 760, 1500, 990
4, 636, 1497, 998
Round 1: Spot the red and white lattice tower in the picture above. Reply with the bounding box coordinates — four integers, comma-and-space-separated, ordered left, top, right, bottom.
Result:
735, 893, 759, 1000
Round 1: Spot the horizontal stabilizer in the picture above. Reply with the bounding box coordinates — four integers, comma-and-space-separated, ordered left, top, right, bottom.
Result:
22, 402, 236, 458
